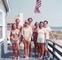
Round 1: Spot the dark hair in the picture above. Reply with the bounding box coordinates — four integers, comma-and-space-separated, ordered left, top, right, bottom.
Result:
25, 20, 28, 24
11, 23, 16, 30
44, 20, 48, 24
40, 21, 44, 24
15, 18, 20, 23
34, 22, 38, 26
23, 20, 29, 27
39, 21, 44, 27
28, 18, 33, 21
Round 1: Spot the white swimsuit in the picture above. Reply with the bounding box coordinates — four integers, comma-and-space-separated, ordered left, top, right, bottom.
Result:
37, 28, 45, 43
22, 26, 32, 42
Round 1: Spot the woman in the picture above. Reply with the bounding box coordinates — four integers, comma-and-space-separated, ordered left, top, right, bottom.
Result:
33, 22, 39, 56
10, 23, 20, 60
44, 20, 52, 58
28, 18, 33, 57
22, 21, 32, 59
37, 21, 45, 60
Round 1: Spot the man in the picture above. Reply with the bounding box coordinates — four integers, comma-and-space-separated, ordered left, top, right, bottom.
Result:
15, 17, 24, 40
15, 17, 22, 29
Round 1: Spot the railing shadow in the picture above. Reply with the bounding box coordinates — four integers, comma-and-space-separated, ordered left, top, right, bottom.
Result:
1, 43, 12, 58
1, 40, 62, 60
1, 43, 38, 59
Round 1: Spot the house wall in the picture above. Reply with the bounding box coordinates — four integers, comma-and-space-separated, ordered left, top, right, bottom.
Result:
0, 0, 10, 54
0, 0, 6, 13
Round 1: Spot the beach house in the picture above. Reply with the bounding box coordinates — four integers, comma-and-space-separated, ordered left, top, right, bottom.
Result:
0, 0, 10, 42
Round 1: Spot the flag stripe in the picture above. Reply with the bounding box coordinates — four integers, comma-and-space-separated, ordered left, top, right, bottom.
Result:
34, 0, 42, 13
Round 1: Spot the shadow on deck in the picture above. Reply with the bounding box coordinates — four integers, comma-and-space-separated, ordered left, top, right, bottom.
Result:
0, 40, 62, 60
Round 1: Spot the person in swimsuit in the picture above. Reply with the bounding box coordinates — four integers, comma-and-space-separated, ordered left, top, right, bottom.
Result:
37, 21, 45, 60
33, 22, 39, 56
22, 21, 32, 59
28, 18, 33, 57
44, 20, 53, 58
10, 23, 20, 60
15, 17, 24, 45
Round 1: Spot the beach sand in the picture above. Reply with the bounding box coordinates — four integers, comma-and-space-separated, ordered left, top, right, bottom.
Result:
50, 31, 62, 46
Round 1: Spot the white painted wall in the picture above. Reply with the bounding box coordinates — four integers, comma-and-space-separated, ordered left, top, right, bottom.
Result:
0, 0, 6, 13
0, 0, 10, 53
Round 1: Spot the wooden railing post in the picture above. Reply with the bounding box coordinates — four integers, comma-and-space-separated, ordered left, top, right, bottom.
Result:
53, 42, 55, 59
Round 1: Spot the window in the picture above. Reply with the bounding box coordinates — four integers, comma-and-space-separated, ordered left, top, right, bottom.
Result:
0, 9, 5, 42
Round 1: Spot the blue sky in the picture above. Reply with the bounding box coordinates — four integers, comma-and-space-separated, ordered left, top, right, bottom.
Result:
8, 0, 62, 27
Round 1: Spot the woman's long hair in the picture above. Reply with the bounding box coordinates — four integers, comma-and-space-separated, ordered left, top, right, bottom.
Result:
11, 23, 16, 30
39, 21, 44, 28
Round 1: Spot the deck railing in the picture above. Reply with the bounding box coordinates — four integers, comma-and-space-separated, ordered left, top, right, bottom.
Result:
48, 40, 62, 60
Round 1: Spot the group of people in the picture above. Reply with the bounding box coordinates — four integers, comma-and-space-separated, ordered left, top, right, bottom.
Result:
10, 17, 53, 60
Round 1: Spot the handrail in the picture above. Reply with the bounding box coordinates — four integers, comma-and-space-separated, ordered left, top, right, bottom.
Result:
48, 40, 62, 48
48, 40, 62, 60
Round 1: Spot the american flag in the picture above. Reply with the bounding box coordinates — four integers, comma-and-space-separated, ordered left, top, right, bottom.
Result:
34, 0, 41, 13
